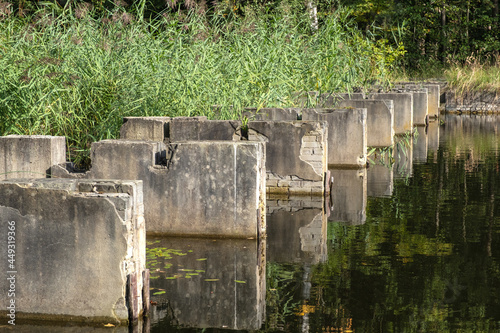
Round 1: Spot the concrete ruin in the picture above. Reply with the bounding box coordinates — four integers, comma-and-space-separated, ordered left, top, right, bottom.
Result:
0, 135, 66, 179
53, 140, 266, 238
120, 116, 171, 142
396, 82, 440, 118
302, 108, 367, 168
121, 117, 329, 196
367, 92, 413, 134
169, 117, 242, 141
247, 120, 328, 196
0, 179, 147, 324
336, 99, 394, 147
391, 88, 429, 126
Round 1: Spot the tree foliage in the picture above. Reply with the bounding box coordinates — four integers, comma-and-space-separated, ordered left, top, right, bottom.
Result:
340, 0, 500, 69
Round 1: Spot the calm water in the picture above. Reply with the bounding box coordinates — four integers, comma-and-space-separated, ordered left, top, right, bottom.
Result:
148, 115, 500, 333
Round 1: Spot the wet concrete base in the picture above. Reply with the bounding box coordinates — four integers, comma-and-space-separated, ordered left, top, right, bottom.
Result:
0, 179, 146, 325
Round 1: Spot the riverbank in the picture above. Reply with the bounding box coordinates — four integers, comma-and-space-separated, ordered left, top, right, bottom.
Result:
0, 5, 401, 168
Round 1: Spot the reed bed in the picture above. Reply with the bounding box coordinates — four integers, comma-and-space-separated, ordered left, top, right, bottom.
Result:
0, 6, 393, 168
445, 55, 500, 95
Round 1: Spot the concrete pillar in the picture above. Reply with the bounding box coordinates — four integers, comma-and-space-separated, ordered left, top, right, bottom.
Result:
248, 121, 328, 196
421, 84, 440, 118
53, 140, 266, 238
0, 179, 147, 324
329, 169, 367, 225
169, 117, 242, 141
120, 117, 170, 142
0, 135, 66, 179
367, 92, 413, 134
302, 108, 367, 168
398, 83, 440, 118
337, 99, 394, 147
147, 237, 265, 330
392, 88, 428, 126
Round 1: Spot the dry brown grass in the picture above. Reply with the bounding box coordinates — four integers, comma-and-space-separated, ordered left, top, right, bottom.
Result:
445, 54, 500, 94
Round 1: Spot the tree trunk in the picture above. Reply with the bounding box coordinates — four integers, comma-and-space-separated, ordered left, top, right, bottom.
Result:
440, 5, 446, 62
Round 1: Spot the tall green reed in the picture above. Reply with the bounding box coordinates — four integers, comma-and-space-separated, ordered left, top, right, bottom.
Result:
0, 6, 393, 168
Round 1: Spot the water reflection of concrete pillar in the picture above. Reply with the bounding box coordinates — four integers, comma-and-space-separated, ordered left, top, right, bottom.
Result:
413, 126, 428, 164
148, 237, 266, 330
367, 154, 394, 197
393, 134, 413, 179
427, 119, 440, 162
267, 198, 327, 264
329, 169, 367, 225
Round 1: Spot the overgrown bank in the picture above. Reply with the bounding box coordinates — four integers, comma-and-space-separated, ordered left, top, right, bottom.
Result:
0, 4, 401, 168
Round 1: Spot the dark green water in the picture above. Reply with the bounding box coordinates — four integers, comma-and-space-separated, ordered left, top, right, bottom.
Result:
148, 115, 500, 333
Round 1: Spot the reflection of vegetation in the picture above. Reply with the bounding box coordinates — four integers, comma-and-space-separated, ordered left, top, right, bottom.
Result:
307, 121, 500, 332
367, 130, 415, 168
147, 118, 500, 332
265, 262, 304, 331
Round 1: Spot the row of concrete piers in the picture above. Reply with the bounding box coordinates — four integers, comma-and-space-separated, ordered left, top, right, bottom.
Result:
0, 83, 441, 326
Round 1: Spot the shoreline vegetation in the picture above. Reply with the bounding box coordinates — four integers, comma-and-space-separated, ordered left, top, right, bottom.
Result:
0, 2, 403, 168
0, 0, 499, 168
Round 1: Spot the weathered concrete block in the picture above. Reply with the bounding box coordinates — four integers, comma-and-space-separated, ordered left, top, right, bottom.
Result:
302, 108, 367, 168
169, 117, 241, 141
148, 237, 265, 330
329, 169, 367, 225
267, 203, 327, 264
244, 108, 300, 121
337, 99, 394, 147
398, 83, 440, 118
247, 121, 328, 195
392, 88, 428, 125
0, 179, 146, 324
120, 117, 170, 142
368, 92, 413, 134
54, 140, 266, 238
0, 135, 66, 179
